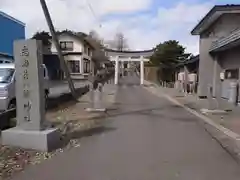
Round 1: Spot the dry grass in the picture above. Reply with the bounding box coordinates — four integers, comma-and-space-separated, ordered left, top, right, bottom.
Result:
0, 98, 106, 180
0, 86, 116, 179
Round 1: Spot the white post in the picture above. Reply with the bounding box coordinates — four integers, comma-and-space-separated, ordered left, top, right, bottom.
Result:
184, 66, 189, 94
114, 56, 119, 85
128, 57, 131, 76
128, 59, 130, 69
121, 61, 124, 76
140, 56, 144, 85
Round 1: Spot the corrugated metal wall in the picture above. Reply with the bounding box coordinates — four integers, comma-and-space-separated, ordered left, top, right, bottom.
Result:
0, 12, 25, 55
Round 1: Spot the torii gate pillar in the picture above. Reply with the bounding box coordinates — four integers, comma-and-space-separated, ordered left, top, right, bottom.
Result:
140, 56, 144, 85
114, 56, 119, 85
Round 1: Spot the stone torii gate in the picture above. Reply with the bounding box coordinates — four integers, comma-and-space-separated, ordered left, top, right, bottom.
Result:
105, 49, 154, 85
113, 56, 149, 85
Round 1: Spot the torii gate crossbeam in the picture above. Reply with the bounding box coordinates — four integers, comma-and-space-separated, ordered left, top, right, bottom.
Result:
112, 56, 149, 85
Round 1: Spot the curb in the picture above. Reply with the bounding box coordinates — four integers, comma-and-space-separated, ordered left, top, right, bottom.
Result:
143, 80, 240, 164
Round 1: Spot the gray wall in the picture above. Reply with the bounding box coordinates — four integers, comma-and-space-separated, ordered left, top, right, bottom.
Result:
198, 37, 215, 97
219, 47, 240, 69
219, 47, 240, 99
203, 14, 240, 39
198, 13, 240, 97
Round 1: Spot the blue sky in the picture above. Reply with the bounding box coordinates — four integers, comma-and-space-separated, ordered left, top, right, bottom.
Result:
1, 0, 240, 54
154, 0, 240, 7
104, 0, 240, 20
99, 0, 240, 54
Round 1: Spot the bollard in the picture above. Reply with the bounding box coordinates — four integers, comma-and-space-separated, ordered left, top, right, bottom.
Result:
207, 85, 214, 110
228, 82, 238, 105
88, 83, 106, 112
189, 83, 194, 94
180, 81, 184, 93
176, 81, 181, 92
89, 83, 94, 108
163, 81, 166, 88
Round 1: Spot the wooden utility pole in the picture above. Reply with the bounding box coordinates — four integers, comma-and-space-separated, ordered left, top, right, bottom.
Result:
40, 0, 77, 98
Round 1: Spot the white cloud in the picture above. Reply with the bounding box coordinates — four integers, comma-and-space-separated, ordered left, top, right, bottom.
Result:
0, 0, 214, 54
0, 0, 152, 34
99, 2, 213, 54
95, 0, 152, 14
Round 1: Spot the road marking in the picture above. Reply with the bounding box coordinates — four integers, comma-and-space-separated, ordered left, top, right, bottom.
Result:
143, 84, 240, 141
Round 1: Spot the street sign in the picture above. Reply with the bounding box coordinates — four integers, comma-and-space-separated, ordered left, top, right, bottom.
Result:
14, 40, 46, 131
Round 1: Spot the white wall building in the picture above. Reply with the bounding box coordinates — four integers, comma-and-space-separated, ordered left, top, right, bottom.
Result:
51, 31, 95, 79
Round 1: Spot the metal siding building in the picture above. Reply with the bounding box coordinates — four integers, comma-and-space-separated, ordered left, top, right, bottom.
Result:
0, 11, 25, 56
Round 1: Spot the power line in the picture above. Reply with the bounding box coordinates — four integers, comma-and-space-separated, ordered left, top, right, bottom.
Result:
85, 0, 102, 28
58, 0, 102, 28
85, 0, 97, 20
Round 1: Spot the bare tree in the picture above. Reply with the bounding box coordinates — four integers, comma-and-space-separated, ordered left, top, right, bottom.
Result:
89, 30, 100, 41
115, 32, 128, 51
104, 32, 129, 51
89, 30, 105, 47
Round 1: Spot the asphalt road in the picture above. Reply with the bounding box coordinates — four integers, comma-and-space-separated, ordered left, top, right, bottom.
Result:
13, 75, 240, 180
49, 80, 89, 97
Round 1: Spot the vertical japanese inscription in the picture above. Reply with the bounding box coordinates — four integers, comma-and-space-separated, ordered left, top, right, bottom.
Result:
20, 46, 31, 122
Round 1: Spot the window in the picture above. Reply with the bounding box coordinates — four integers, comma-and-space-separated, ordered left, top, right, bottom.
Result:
67, 60, 80, 73
83, 59, 90, 73
124, 62, 128, 68
87, 48, 91, 56
43, 68, 46, 77
225, 69, 239, 79
131, 56, 140, 59
60, 41, 74, 51
0, 58, 12, 64
0, 68, 15, 83
84, 45, 88, 54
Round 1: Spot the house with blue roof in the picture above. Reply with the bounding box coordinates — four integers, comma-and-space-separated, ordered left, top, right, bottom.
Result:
0, 11, 25, 56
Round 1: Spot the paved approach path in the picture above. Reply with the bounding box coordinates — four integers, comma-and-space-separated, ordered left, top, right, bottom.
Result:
13, 75, 240, 180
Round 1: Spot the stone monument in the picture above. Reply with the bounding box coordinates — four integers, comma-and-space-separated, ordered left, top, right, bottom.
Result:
2, 40, 60, 152
86, 74, 106, 112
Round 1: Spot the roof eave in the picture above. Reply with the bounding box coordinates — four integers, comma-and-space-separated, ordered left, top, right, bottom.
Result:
0, 11, 25, 26
58, 31, 96, 50
191, 6, 217, 35
191, 5, 240, 35
191, 30, 201, 35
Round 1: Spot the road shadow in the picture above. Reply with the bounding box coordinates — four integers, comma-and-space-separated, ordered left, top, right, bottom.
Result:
56, 126, 116, 150
102, 103, 197, 123
67, 126, 116, 139
104, 104, 182, 118
47, 86, 89, 111
182, 102, 198, 111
